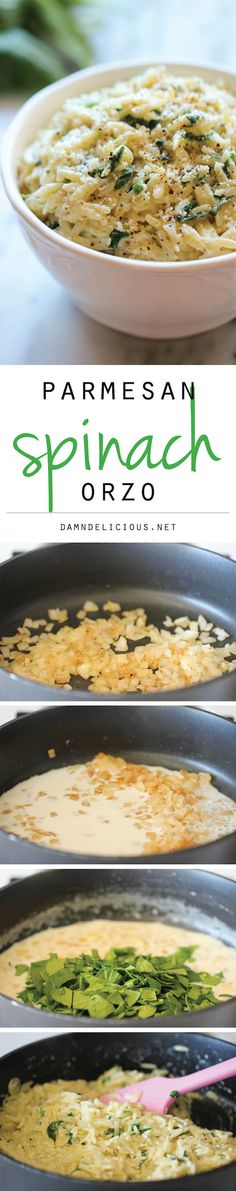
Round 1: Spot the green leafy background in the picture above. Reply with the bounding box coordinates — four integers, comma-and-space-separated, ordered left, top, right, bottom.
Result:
0, 0, 103, 92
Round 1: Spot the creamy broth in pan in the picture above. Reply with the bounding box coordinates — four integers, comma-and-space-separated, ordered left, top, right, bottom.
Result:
0, 920, 235, 1005
0, 753, 236, 855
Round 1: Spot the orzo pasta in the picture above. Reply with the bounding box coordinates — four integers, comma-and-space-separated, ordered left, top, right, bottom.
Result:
18, 67, 236, 261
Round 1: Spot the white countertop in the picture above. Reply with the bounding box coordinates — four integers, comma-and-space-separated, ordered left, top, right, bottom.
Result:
0, 700, 236, 727
0, 864, 235, 889
1, 0, 236, 364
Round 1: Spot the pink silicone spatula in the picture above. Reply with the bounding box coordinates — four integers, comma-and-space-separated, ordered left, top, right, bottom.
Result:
101, 1057, 236, 1116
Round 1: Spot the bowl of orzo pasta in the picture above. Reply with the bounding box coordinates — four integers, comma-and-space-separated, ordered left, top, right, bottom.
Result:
2, 59, 236, 338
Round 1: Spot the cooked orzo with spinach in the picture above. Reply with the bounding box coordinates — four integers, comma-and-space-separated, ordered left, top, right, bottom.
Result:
1, 1065, 236, 1179
18, 66, 236, 261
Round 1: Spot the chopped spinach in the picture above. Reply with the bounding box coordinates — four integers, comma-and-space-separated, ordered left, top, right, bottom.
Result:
67, 1130, 74, 1146
108, 146, 125, 173
177, 207, 205, 223
211, 194, 234, 213
176, 194, 233, 223
156, 139, 170, 161
18, 944, 222, 1019
131, 1122, 151, 1135
223, 152, 236, 177
106, 1126, 121, 1137
114, 168, 134, 190
109, 228, 129, 250
176, 199, 200, 222
185, 132, 213, 142
47, 1120, 64, 1143
184, 111, 201, 125
123, 113, 160, 131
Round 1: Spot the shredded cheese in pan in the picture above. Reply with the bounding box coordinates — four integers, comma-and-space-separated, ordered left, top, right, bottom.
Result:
18, 67, 236, 262
0, 603, 235, 692
0, 1065, 236, 1179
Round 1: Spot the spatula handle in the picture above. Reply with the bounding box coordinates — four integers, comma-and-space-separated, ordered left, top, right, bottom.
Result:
176, 1057, 236, 1095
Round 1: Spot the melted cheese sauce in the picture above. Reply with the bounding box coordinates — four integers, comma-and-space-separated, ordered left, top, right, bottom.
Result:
1, 1065, 236, 1180
0, 920, 235, 1006
0, 753, 235, 855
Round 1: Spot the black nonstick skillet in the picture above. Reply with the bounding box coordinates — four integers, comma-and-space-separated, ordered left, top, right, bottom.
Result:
0, 867, 236, 1027
0, 1031, 236, 1191
0, 704, 235, 863
0, 543, 235, 700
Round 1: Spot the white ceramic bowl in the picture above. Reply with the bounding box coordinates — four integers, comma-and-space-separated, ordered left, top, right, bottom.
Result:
2, 59, 236, 339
